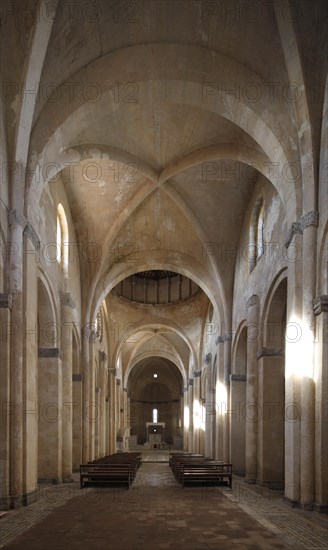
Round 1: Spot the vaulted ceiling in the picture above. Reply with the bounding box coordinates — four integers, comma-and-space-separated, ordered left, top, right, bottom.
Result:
3, 0, 326, 328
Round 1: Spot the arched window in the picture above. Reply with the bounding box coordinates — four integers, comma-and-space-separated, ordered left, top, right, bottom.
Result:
95, 308, 103, 342
56, 215, 62, 262
249, 197, 264, 272
256, 202, 264, 261
56, 203, 69, 276
152, 408, 158, 423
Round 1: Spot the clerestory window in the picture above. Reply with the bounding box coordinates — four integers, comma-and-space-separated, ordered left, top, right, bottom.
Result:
249, 197, 264, 272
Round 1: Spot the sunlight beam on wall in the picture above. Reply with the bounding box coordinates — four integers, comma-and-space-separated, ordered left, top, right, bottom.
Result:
285, 316, 314, 380
184, 406, 189, 430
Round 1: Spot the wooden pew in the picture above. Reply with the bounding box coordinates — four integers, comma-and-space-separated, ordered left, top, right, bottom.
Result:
174, 459, 221, 483
170, 455, 206, 480
80, 463, 133, 489
90, 454, 141, 475
181, 463, 232, 488
170, 454, 204, 476
80, 452, 141, 488
169, 453, 203, 467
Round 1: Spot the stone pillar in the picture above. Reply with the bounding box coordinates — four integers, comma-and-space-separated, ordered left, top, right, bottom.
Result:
188, 379, 194, 452
193, 374, 201, 453
245, 295, 259, 483
300, 218, 318, 508
94, 385, 100, 458
204, 363, 212, 458
82, 335, 90, 463
122, 387, 130, 450
23, 232, 38, 504
61, 294, 75, 482
223, 336, 232, 462
179, 393, 184, 449
183, 385, 189, 451
0, 294, 12, 508
89, 339, 96, 460
8, 211, 25, 507
126, 395, 131, 449
115, 378, 122, 449
72, 373, 83, 470
105, 393, 110, 455
211, 385, 217, 458
284, 211, 318, 506
108, 368, 116, 454
284, 232, 302, 504
99, 352, 107, 457
313, 295, 328, 511
215, 340, 225, 461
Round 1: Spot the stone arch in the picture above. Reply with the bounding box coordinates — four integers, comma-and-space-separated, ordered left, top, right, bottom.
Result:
127, 356, 183, 447
115, 322, 197, 380
125, 348, 187, 389
92, 255, 225, 334
11, 1, 57, 212
274, 2, 317, 212
26, 44, 300, 223
129, 331, 185, 369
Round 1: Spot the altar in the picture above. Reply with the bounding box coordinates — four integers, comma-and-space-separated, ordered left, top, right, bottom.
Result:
145, 422, 166, 449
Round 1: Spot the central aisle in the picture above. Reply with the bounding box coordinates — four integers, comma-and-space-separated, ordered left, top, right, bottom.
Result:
2, 463, 293, 550
133, 462, 180, 487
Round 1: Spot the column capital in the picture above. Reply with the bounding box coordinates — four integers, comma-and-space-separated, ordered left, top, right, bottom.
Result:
247, 294, 259, 308
257, 347, 284, 360
300, 210, 319, 231
99, 351, 107, 363
0, 293, 12, 310
83, 326, 96, 342
8, 211, 40, 249
38, 347, 63, 359
204, 352, 212, 364
60, 292, 76, 309
8, 209, 27, 229
285, 211, 319, 248
230, 374, 246, 382
24, 222, 40, 250
193, 370, 202, 378
215, 334, 232, 345
108, 368, 117, 377
313, 295, 328, 315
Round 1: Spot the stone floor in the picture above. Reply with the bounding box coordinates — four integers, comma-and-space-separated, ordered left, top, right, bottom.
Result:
140, 450, 173, 462
0, 464, 327, 550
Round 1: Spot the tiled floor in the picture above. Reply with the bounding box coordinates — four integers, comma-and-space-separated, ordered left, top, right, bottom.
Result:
0, 464, 327, 550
